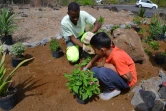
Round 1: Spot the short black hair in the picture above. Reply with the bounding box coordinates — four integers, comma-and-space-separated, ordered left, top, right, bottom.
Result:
90, 32, 111, 49
68, 2, 80, 12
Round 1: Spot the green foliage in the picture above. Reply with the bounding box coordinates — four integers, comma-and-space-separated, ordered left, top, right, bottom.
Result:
76, 0, 95, 6
88, 16, 104, 31
75, 57, 91, 67
0, 8, 17, 36
64, 68, 100, 100
133, 16, 142, 26
161, 49, 166, 56
148, 41, 160, 51
144, 48, 152, 55
11, 42, 26, 58
49, 39, 60, 51
0, 45, 34, 97
149, 15, 165, 40
111, 25, 120, 31
124, 24, 131, 29
138, 7, 146, 18
138, 28, 145, 35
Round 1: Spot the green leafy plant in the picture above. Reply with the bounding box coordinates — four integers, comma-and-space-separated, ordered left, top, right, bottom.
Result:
75, 57, 91, 67
138, 28, 145, 35
64, 68, 100, 100
125, 24, 131, 29
76, 0, 95, 6
138, 7, 146, 18
49, 39, 60, 51
133, 16, 142, 26
11, 42, 26, 58
148, 41, 160, 51
144, 48, 152, 55
0, 45, 34, 97
88, 16, 104, 31
0, 8, 17, 37
111, 25, 120, 31
149, 15, 165, 40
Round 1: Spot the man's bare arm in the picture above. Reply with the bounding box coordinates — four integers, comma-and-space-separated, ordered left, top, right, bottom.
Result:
91, 20, 101, 33
69, 35, 83, 47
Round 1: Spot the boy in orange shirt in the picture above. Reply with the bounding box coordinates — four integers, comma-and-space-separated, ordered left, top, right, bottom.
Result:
84, 32, 137, 100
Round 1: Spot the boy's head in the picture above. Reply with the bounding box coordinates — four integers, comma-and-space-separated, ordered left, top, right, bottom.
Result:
68, 2, 80, 25
90, 32, 112, 57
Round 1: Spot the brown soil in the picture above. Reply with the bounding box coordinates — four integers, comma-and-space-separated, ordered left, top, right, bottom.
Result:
1, 5, 166, 111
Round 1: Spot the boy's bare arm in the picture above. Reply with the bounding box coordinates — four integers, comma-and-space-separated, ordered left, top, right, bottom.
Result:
85, 55, 100, 69
121, 72, 133, 82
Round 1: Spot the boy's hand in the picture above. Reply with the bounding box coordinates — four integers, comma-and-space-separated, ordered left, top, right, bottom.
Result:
83, 67, 88, 71
83, 44, 95, 54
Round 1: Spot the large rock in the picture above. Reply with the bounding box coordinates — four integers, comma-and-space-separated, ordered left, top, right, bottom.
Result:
112, 28, 146, 63
131, 89, 156, 111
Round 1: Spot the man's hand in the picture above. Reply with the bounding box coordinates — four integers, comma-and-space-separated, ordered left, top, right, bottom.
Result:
83, 44, 95, 54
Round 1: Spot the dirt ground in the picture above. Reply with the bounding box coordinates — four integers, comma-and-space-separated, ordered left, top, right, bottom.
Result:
1, 5, 166, 111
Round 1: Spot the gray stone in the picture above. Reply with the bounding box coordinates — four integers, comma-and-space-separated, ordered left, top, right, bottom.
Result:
23, 42, 32, 47
120, 24, 126, 29
112, 28, 147, 63
159, 70, 166, 82
151, 99, 165, 111
141, 77, 162, 92
42, 37, 51, 43
30, 42, 41, 47
131, 89, 156, 111
40, 40, 47, 46
158, 86, 166, 100
55, 34, 62, 40
105, 24, 114, 30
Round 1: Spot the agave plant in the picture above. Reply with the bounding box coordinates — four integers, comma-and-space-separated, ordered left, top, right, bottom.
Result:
0, 45, 34, 97
0, 8, 17, 37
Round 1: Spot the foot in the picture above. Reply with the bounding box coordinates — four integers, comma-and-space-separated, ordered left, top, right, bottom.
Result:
99, 89, 121, 100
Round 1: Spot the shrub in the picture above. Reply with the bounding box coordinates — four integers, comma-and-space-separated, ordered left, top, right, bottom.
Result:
49, 39, 60, 51
133, 16, 142, 26
64, 68, 100, 100
11, 42, 26, 58
138, 7, 146, 18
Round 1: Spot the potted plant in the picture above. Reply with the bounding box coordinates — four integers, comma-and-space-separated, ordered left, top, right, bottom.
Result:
49, 39, 64, 58
0, 45, 34, 110
64, 68, 100, 104
10, 42, 26, 67
0, 8, 17, 45
111, 25, 120, 35
133, 16, 142, 32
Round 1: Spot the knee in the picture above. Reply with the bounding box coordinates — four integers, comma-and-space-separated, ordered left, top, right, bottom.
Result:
66, 46, 79, 63
92, 67, 102, 79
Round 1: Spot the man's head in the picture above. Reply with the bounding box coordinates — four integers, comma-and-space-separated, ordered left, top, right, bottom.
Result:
68, 2, 80, 25
90, 32, 112, 57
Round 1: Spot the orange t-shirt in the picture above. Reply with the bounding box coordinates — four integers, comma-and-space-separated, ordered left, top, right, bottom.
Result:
106, 46, 137, 87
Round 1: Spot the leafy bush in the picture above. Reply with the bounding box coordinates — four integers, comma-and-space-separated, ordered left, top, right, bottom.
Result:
149, 15, 165, 40
144, 48, 152, 55
138, 7, 146, 18
133, 16, 142, 26
0, 45, 33, 97
11, 42, 26, 58
64, 68, 100, 100
76, 0, 95, 6
75, 57, 91, 67
0, 8, 17, 37
148, 41, 160, 51
49, 39, 60, 51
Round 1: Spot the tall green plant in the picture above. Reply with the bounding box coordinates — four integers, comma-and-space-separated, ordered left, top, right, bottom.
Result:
0, 46, 34, 96
0, 8, 17, 37
88, 16, 104, 31
138, 7, 146, 18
